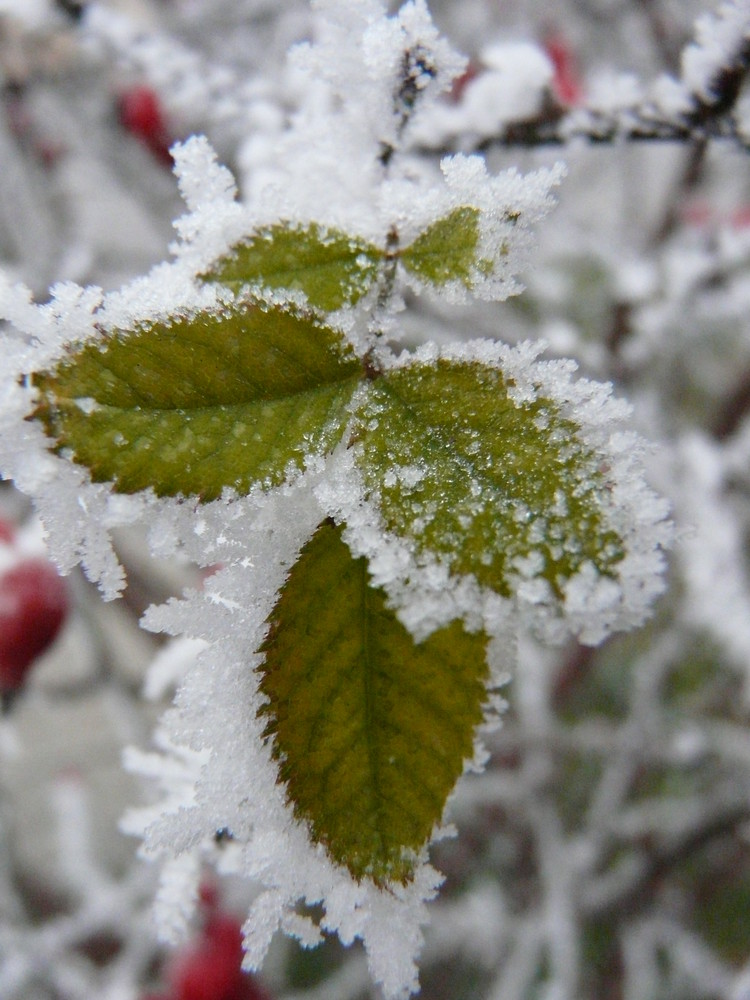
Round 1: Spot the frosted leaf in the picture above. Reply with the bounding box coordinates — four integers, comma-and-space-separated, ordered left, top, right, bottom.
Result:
203, 221, 383, 310
0, 144, 266, 590
0, 131, 371, 592
30, 299, 361, 501
380, 157, 564, 307
322, 341, 672, 646
130, 485, 456, 999
0, 264, 209, 592
258, 519, 491, 885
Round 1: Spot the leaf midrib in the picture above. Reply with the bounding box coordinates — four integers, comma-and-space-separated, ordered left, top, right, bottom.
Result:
360, 553, 387, 854
219, 255, 374, 284
51, 372, 363, 417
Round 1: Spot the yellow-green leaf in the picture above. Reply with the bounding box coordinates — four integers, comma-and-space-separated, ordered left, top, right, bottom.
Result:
354, 359, 624, 598
203, 222, 384, 311
30, 304, 362, 501
258, 519, 489, 886
400, 206, 483, 287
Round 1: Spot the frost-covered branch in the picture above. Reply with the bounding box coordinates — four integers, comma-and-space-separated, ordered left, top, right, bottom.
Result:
1, 1, 750, 999
417, 0, 750, 154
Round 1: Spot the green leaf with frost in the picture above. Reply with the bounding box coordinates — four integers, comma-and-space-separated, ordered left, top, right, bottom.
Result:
400, 206, 490, 288
203, 222, 384, 311
258, 519, 489, 886
30, 304, 362, 501
354, 359, 624, 598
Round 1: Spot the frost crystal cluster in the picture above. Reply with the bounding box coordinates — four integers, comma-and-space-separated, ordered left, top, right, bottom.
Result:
0, 1, 673, 997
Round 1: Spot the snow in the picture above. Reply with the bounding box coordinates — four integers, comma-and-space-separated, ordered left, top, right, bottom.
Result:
410, 39, 554, 146
681, 0, 750, 104
673, 433, 750, 698
124, 477, 444, 998
0, 1, 676, 997
321, 339, 672, 648
0, 0, 51, 29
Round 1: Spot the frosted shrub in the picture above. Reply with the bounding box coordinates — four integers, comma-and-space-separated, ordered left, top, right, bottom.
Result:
8, 0, 750, 998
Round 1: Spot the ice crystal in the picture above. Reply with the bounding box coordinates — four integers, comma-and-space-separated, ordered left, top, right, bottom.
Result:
0, 2, 673, 998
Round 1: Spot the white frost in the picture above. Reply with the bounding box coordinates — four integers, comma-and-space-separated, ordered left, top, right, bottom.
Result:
680, 0, 750, 104
128, 480, 444, 999
0, 2, 673, 998
321, 339, 672, 647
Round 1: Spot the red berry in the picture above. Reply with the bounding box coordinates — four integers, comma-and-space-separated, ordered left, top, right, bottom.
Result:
169, 915, 271, 1000
117, 85, 173, 165
730, 205, 750, 229
543, 33, 584, 106
0, 558, 69, 694
0, 519, 16, 545
198, 880, 220, 913
449, 62, 479, 102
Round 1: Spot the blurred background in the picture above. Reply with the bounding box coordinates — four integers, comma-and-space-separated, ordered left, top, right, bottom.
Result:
1, 1, 750, 998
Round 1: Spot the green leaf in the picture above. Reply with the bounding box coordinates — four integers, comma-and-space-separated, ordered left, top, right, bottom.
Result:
203, 222, 384, 311
258, 519, 489, 886
400, 207, 485, 288
30, 304, 362, 501
354, 359, 624, 598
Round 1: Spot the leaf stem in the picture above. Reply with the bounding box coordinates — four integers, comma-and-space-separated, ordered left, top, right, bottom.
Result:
374, 225, 400, 320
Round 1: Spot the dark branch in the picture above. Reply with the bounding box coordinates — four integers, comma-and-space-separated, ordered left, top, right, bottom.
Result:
634, 0, 684, 75
380, 45, 437, 166
418, 102, 746, 156
712, 368, 750, 440
585, 800, 750, 920
417, 23, 750, 155
55, 0, 87, 21
689, 33, 750, 121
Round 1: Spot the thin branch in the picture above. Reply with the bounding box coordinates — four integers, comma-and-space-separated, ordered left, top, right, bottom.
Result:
584, 800, 750, 920
648, 137, 707, 246
712, 367, 750, 439
551, 640, 598, 710
691, 32, 750, 121
418, 18, 750, 155
634, 0, 683, 75
418, 101, 746, 155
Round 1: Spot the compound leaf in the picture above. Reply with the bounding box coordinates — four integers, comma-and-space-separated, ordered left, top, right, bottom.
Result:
400, 206, 486, 288
354, 359, 624, 598
203, 222, 383, 311
30, 304, 362, 501
258, 519, 489, 886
